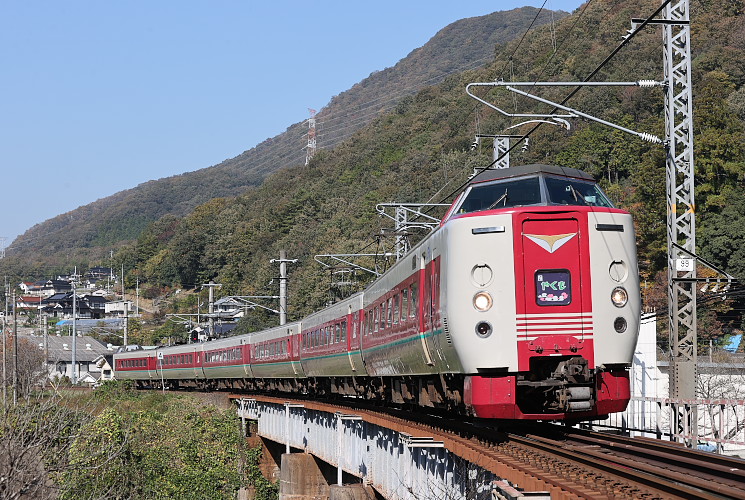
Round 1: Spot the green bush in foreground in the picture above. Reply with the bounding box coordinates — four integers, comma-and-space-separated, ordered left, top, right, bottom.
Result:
55, 385, 277, 499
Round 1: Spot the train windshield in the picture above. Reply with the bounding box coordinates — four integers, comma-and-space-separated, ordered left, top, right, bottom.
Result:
454, 173, 614, 215
457, 176, 542, 213
544, 176, 613, 208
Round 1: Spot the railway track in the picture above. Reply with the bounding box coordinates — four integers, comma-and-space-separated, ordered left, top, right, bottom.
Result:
231, 393, 745, 499
495, 425, 745, 499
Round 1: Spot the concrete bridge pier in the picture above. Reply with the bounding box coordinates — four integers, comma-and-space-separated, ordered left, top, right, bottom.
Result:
279, 453, 375, 500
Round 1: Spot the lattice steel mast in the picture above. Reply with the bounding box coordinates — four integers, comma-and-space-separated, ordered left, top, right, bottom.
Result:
305, 108, 317, 166
660, 0, 697, 442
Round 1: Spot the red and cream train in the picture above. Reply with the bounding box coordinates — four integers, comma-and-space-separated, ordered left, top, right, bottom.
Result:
114, 164, 641, 420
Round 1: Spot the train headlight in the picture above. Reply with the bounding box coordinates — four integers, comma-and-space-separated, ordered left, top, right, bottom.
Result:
611, 287, 628, 308
473, 291, 493, 312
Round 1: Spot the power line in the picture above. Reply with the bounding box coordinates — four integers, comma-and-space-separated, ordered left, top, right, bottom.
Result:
435, 0, 673, 208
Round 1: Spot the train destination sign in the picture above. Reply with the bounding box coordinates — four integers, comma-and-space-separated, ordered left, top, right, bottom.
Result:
536, 270, 571, 306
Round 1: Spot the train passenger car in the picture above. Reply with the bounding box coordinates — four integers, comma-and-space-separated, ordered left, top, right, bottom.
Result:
202, 334, 252, 388
300, 293, 366, 378
114, 348, 158, 385
361, 239, 461, 378
155, 343, 204, 387
249, 322, 303, 383
441, 164, 640, 419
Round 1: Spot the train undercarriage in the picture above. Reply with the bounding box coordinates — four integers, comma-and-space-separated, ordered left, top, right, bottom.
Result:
135, 355, 629, 420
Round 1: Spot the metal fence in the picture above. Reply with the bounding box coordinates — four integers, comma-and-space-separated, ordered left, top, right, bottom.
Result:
586, 396, 745, 455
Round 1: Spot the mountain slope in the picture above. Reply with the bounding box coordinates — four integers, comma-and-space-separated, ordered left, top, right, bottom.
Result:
6, 7, 563, 268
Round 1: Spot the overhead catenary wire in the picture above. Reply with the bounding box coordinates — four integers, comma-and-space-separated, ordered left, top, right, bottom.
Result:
433, 0, 674, 208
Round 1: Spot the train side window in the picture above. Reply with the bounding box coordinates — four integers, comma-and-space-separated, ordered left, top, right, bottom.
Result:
341, 320, 347, 342
379, 302, 386, 331
373, 307, 379, 333
334, 324, 341, 344
387, 297, 393, 328
410, 283, 419, 318
402, 288, 409, 323
393, 294, 400, 325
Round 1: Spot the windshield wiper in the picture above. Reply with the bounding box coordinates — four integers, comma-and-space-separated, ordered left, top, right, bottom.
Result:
567, 184, 586, 205
486, 189, 508, 210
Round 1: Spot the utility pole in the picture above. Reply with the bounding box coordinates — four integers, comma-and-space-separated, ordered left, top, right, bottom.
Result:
12, 290, 17, 404
108, 250, 114, 295
201, 281, 222, 338
123, 302, 129, 347
71, 278, 78, 385
271, 250, 297, 326
43, 316, 48, 373
136, 277, 140, 317
3, 276, 8, 405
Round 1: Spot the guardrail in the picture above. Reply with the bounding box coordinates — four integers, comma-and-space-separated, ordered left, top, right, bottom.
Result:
587, 397, 745, 454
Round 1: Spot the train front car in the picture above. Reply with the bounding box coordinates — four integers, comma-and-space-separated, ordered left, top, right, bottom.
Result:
443, 164, 640, 420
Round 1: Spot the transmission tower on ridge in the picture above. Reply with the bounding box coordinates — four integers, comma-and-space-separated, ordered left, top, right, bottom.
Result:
305, 108, 317, 165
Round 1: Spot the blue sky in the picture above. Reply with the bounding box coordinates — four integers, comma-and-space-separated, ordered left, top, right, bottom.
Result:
0, 1, 586, 247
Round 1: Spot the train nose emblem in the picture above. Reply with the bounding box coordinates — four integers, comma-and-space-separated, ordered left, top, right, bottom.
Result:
524, 233, 577, 253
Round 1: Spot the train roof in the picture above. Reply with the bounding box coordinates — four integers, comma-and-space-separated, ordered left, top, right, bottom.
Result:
468, 164, 596, 185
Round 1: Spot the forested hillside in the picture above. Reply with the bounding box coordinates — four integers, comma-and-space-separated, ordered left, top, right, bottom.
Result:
105, 0, 744, 339
2, 7, 562, 272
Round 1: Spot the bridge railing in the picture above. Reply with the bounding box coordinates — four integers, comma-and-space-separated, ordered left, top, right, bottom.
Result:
585, 397, 745, 454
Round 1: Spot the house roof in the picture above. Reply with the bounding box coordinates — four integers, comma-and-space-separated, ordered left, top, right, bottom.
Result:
19, 334, 114, 363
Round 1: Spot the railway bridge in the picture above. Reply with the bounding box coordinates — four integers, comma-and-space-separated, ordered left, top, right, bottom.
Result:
233, 394, 745, 499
